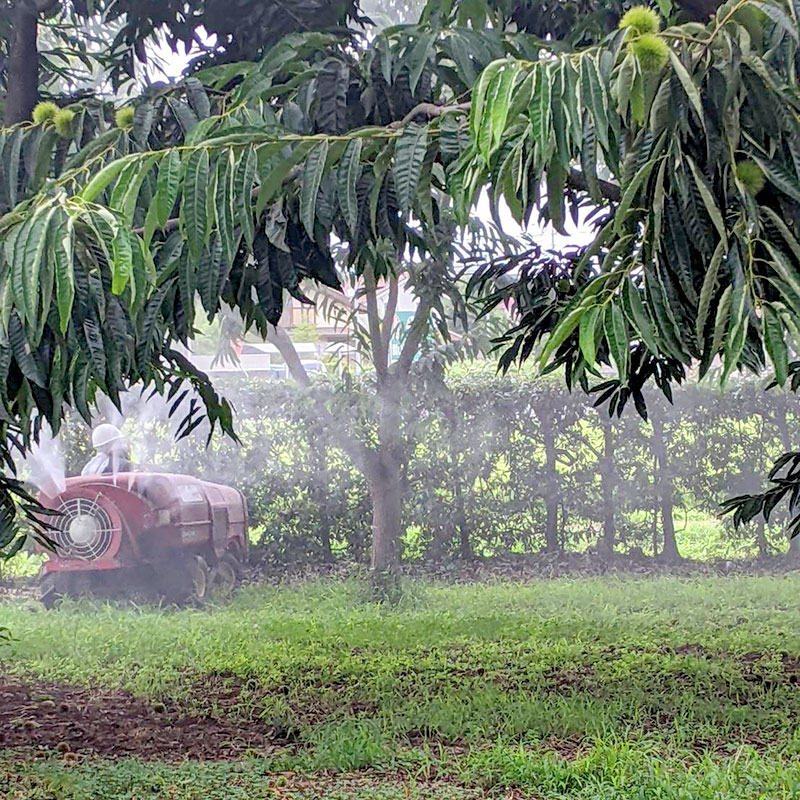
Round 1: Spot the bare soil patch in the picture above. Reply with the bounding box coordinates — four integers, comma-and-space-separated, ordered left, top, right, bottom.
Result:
0, 676, 280, 759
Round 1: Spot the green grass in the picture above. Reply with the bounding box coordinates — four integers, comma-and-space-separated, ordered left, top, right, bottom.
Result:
4, 745, 800, 799
2, 576, 800, 797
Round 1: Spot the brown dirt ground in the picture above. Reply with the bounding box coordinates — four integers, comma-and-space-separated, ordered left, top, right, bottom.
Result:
0, 677, 280, 759
2, 646, 798, 762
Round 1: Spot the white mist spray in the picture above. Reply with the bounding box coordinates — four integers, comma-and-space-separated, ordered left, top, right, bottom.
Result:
21, 425, 67, 499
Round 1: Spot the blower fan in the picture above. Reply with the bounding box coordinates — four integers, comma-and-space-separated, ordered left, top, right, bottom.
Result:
52, 496, 120, 561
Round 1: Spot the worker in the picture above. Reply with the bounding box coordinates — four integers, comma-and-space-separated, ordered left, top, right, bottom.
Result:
81, 423, 132, 476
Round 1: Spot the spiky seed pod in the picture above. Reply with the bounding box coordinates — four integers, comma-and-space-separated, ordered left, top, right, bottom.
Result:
619, 5, 661, 35
53, 109, 76, 138
115, 106, 135, 130
629, 33, 670, 72
735, 160, 766, 195
32, 101, 59, 124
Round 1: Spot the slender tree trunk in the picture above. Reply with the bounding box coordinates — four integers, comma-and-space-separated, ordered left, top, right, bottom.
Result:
368, 456, 403, 599
600, 420, 616, 554
651, 414, 681, 561
367, 383, 404, 598
454, 478, 472, 560
4, 3, 40, 126
544, 497, 559, 552
651, 498, 659, 557
309, 435, 334, 563
541, 422, 560, 552
369, 458, 402, 571
755, 517, 768, 558
444, 406, 472, 561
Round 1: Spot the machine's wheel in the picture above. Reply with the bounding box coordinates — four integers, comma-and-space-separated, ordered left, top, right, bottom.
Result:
187, 555, 209, 604
65, 572, 94, 600
157, 554, 209, 605
38, 574, 62, 609
208, 553, 239, 598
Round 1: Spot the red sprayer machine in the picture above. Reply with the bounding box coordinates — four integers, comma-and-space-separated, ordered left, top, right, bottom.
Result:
37, 473, 248, 606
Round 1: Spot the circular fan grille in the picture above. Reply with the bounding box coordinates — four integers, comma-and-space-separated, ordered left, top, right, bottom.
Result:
53, 497, 116, 560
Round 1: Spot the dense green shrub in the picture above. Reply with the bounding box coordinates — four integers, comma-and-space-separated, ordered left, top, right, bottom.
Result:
54, 366, 800, 565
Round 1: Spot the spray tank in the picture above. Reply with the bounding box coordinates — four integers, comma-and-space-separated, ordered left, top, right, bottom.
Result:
36, 417, 249, 606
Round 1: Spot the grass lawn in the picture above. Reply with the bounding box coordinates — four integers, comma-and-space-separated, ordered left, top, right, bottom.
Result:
1, 576, 800, 798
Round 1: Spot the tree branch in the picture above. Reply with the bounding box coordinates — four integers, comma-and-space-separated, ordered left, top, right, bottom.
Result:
567, 168, 621, 202
266, 324, 311, 388
394, 295, 433, 379
385, 102, 622, 204
382, 274, 399, 359
362, 263, 389, 379
387, 102, 471, 130
267, 323, 372, 470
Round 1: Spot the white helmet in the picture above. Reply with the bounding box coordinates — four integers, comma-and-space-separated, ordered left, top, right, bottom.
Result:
91, 423, 123, 452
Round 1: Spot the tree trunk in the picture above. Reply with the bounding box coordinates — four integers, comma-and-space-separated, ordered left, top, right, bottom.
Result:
541, 421, 561, 553
368, 383, 404, 599
755, 517, 768, 558
600, 420, 616, 554
651, 497, 659, 558
454, 478, 472, 560
309, 434, 334, 563
368, 454, 402, 598
544, 496, 559, 553
4, 3, 40, 126
651, 414, 681, 561
369, 461, 401, 571
445, 406, 472, 561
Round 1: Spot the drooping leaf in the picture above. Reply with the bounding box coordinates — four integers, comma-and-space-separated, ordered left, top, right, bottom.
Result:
393, 123, 428, 214
407, 32, 436, 95
470, 59, 505, 146
604, 302, 630, 382
622, 278, 659, 354
80, 154, 136, 204
614, 158, 659, 235
696, 239, 727, 343
217, 150, 239, 266
52, 217, 74, 334
579, 305, 601, 365
752, 155, 800, 203
686, 156, 727, 243
530, 64, 551, 152
180, 148, 211, 262
752, 1, 799, 42
300, 140, 330, 238
477, 60, 521, 160
668, 50, 704, 124
14, 204, 57, 327
111, 229, 134, 295
763, 303, 789, 385
153, 149, 182, 231
338, 138, 363, 236
117, 153, 160, 225
235, 145, 257, 250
